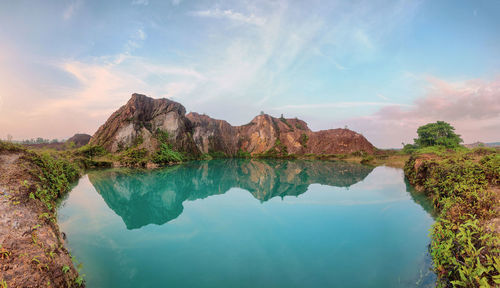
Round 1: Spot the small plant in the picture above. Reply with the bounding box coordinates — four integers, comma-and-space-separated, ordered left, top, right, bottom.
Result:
0, 245, 11, 260
31, 256, 40, 264
299, 133, 309, 148
74, 275, 84, 286
62, 265, 70, 274
155, 129, 170, 144
0, 279, 7, 288
279, 115, 293, 130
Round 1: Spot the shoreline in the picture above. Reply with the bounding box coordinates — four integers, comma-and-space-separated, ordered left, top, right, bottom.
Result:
2, 140, 498, 287
404, 149, 499, 286
0, 149, 83, 287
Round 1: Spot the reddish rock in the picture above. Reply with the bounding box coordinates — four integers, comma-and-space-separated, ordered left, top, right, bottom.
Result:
92, 94, 376, 156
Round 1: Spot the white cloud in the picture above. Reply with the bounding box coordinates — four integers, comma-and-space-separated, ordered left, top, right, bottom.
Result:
192, 8, 266, 26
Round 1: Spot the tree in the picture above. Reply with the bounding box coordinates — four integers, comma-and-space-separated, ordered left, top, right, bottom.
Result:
7, 134, 12, 142
414, 121, 462, 148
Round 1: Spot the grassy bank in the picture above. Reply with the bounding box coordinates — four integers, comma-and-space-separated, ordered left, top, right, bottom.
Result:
404, 147, 500, 287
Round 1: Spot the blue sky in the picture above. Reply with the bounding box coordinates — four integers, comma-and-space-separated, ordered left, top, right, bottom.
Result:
0, 0, 498, 147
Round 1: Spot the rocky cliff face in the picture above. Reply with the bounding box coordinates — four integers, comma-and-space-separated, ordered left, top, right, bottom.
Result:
90, 93, 199, 155
187, 111, 374, 155
91, 94, 375, 156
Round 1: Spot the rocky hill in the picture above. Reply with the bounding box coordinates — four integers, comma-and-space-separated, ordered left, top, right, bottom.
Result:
89, 94, 199, 155
66, 133, 91, 147
90, 94, 375, 156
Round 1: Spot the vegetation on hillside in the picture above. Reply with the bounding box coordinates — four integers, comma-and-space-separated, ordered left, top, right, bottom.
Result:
403, 123, 500, 287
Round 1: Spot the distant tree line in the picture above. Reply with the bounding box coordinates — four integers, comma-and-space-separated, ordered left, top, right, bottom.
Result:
21, 138, 61, 144
2, 135, 63, 144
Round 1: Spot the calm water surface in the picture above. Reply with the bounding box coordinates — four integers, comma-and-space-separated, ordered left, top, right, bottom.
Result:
58, 159, 436, 288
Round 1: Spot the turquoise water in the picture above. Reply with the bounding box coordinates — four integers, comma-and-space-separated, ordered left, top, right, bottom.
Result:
58, 159, 436, 288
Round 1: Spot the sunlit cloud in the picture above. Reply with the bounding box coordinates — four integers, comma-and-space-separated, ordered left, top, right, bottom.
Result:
340, 76, 500, 148
272, 102, 410, 110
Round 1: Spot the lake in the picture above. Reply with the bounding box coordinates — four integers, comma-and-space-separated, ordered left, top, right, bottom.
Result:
58, 159, 436, 287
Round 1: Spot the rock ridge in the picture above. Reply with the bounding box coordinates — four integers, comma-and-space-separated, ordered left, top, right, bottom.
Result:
90, 94, 376, 156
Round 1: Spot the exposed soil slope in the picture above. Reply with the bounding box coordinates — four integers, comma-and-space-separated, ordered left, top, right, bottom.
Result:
0, 151, 80, 287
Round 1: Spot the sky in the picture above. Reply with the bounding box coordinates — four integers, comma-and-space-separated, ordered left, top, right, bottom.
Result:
0, 0, 498, 148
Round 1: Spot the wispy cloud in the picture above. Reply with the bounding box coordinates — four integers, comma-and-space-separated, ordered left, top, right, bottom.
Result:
192, 8, 266, 26
131, 0, 149, 6
272, 102, 410, 110
63, 0, 82, 20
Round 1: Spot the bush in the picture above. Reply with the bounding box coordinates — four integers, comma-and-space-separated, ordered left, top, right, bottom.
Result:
76, 145, 107, 158
120, 148, 149, 166
153, 143, 184, 164
299, 133, 309, 148
360, 155, 374, 165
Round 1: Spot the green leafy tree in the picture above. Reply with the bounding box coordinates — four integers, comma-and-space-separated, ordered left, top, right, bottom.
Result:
414, 121, 463, 148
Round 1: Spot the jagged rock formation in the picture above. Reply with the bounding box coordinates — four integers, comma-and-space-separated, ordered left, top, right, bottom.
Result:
90, 93, 199, 155
91, 94, 375, 156
66, 133, 91, 147
188, 112, 375, 155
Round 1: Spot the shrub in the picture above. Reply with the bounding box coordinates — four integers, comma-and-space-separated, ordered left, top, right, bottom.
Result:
360, 155, 374, 165
76, 145, 107, 159
120, 148, 149, 166
299, 133, 309, 148
153, 143, 184, 164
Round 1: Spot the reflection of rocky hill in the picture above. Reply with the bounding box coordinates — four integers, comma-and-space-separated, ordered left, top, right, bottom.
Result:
88, 160, 374, 229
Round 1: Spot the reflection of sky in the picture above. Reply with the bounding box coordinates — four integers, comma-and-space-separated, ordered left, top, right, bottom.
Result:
58, 165, 435, 288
